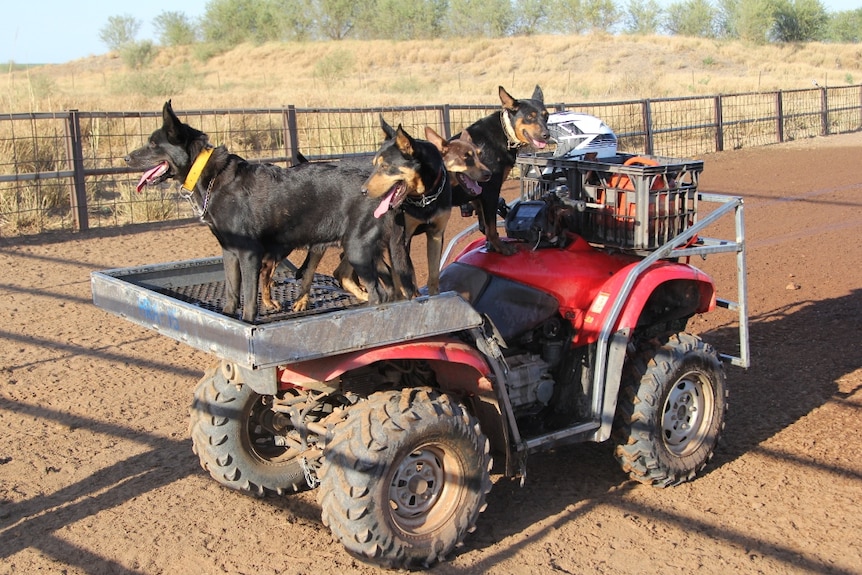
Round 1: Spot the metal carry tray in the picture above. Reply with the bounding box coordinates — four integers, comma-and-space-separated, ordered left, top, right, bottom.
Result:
91, 257, 483, 369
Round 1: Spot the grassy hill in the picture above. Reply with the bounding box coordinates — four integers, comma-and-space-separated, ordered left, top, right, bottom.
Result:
4, 34, 861, 112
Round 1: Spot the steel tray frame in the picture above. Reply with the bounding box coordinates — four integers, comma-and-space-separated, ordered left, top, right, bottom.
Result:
91, 257, 483, 369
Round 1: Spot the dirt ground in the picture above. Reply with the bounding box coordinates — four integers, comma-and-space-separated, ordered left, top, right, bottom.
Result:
1, 133, 861, 575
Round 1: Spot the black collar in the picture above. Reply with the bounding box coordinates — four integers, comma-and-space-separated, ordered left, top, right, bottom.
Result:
404, 167, 448, 208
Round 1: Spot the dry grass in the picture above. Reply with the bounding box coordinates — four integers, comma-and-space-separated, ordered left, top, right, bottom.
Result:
4, 35, 861, 113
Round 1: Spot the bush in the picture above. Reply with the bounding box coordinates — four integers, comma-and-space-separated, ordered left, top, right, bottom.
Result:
120, 41, 157, 69
313, 50, 354, 82
110, 68, 190, 98
99, 15, 141, 52
154, 11, 199, 46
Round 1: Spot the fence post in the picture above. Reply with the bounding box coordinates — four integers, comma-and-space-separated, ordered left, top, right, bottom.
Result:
714, 95, 724, 152
775, 91, 784, 144
65, 110, 89, 232
820, 87, 829, 136
642, 100, 654, 155
440, 104, 452, 139
283, 105, 300, 165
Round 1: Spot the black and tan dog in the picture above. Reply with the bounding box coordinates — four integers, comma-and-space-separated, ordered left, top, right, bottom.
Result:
126, 101, 390, 322
452, 85, 551, 255
429, 126, 491, 201
363, 119, 480, 296
298, 121, 492, 300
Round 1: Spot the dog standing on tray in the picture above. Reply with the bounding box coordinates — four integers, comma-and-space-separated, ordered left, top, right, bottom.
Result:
299, 118, 492, 300
363, 118, 492, 296
125, 101, 391, 322
452, 85, 551, 255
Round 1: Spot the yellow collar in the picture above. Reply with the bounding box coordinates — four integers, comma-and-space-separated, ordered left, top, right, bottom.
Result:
182, 147, 214, 192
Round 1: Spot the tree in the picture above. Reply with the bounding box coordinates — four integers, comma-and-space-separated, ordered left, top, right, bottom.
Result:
274, 0, 315, 40
201, 0, 257, 45
714, 0, 775, 42
554, 0, 619, 34
664, 0, 718, 37
770, 0, 828, 42
315, 0, 368, 39
738, 0, 775, 42
153, 11, 198, 46
824, 8, 862, 42
511, 0, 551, 36
622, 0, 664, 35
714, 0, 739, 38
201, 0, 312, 45
99, 15, 141, 52
355, 0, 448, 40
583, 0, 621, 31
448, 0, 514, 37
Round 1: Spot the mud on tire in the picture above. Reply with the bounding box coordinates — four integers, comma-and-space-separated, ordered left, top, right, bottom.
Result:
317, 387, 492, 569
189, 362, 308, 496
613, 332, 728, 487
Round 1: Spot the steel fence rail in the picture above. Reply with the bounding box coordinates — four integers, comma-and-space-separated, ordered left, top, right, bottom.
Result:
1, 85, 860, 237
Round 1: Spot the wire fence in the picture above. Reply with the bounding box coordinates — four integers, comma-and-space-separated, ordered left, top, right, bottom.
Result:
1, 85, 860, 237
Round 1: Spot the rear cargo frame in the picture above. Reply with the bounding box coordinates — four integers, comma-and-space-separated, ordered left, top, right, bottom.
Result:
91, 257, 483, 369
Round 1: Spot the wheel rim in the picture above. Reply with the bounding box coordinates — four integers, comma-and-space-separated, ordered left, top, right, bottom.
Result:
388, 443, 462, 535
243, 394, 296, 463
662, 370, 714, 456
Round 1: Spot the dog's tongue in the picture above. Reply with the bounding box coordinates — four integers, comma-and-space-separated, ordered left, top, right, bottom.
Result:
532, 139, 548, 149
135, 162, 168, 192
461, 174, 482, 196
374, 188, 396, 219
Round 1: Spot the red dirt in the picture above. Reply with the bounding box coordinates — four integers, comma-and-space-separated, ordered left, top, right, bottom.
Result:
1, 133, 861, 575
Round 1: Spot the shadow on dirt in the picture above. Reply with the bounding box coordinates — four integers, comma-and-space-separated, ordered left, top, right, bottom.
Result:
708, 288, 861, 461
0, 399, 196, 575
0, 219, 197, 249
0, 397, 323, 575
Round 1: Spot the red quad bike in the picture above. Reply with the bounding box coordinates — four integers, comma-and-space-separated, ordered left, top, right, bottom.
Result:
92, 153, 749, 570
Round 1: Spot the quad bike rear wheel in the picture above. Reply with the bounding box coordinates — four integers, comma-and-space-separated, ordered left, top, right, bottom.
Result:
317, 387, 492, 569
613, 332, 727, 487
189, 362, 309, 496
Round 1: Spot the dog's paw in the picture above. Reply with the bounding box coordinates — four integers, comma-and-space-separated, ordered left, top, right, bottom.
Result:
487, 239, 518, 256
262, 299, 282, 312
291, 295, 310, 312
339, 278, 369, 302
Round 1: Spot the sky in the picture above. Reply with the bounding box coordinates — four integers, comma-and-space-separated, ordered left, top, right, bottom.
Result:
2, 0, 859, 65
2, 1, 210, 65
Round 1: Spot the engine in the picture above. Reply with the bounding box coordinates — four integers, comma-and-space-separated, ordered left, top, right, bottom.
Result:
439, 245, 594, 426
504, 353, 556, 417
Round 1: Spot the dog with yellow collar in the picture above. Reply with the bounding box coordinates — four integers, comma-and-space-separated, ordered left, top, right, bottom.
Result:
126, 101, 395, 322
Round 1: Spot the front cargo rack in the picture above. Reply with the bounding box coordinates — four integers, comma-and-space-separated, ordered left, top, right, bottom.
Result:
518, 153, 704, 252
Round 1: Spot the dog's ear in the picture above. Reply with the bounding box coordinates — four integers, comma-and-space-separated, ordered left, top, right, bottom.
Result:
459, 129, 474, 144
531, 85, 545, 104
424, 126, 447, 154
162, 101, 183, 142
499, 86, 518, 112
394, 125, 414, 157
380, 115, 397, 140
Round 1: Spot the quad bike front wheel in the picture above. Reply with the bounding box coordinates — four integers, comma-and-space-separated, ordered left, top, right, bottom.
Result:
189, 362, 309, 496
613, 332, 727, 487
317, 387, 492, 569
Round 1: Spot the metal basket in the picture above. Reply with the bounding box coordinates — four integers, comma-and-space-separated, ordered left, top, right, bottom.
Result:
517, 153, 703, 251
